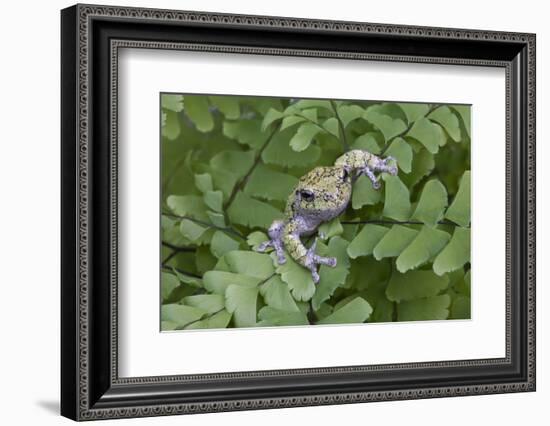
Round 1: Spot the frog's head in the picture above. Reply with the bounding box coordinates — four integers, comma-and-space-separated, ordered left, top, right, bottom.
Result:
292, 166, 352, 219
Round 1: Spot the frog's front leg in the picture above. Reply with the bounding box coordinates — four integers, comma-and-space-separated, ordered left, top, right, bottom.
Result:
283, 220, 336, 283
257, 219, 287, 264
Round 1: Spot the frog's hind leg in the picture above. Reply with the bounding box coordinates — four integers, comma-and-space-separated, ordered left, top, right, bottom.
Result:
256, 220, 287, 264
304, 238, 337, 284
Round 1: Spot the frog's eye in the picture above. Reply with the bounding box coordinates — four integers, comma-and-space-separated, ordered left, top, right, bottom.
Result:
299, 189, 315, 202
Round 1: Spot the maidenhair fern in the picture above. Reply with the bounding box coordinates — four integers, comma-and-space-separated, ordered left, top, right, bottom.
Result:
161, 94, 471, 330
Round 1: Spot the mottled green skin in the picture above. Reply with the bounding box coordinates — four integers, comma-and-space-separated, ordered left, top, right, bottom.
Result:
257, 149, 397, 283
286, 166, 353, 225
282, 166, 352, 261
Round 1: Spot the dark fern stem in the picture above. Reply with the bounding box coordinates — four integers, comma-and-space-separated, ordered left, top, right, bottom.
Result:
161, 243, 196, 266
341, 218, 467, 227
175, 308, 226, 330
161, 265, 203, 279
223, 123, 282, 211
161, 211, 245, 240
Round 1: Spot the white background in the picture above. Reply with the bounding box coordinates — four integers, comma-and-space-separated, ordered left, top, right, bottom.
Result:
0, 0, 547, 425
119, 50, 506, 376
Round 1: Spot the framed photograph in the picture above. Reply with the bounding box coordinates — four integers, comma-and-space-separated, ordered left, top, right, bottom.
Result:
61, 4, 536, 421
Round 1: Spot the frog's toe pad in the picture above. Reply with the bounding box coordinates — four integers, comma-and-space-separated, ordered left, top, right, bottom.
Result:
311, 270, 320, 284
256, 240, 272, 252
313, 255, 337, 268
325, 257, 337, 268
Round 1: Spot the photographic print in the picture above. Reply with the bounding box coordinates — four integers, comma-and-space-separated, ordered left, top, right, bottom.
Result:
61, 6, 535, 418
160, 94, 471, 331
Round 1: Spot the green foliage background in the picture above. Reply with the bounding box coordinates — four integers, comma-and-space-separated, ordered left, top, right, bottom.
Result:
160, 94, 471, 331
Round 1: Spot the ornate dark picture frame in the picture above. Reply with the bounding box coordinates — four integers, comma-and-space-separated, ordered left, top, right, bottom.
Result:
61, 3, 536, 421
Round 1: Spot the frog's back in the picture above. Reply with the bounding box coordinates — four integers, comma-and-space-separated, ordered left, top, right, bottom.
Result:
298, 166, 339, 189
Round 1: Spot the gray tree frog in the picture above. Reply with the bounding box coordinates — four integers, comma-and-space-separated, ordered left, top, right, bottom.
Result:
256, 150, 397, 283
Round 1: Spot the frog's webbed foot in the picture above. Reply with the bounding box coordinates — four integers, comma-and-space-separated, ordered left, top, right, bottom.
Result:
360, 156, 398, 189
304, 237, 337, 283
380, 156, 398, 176
256, 220, 287, 264
361, 166, 381, 189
